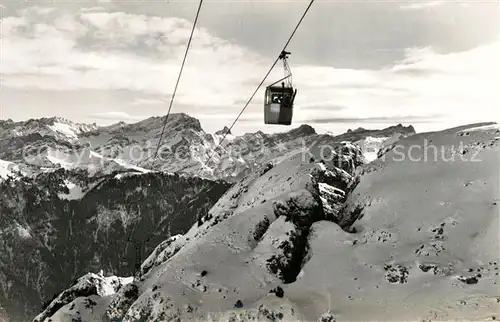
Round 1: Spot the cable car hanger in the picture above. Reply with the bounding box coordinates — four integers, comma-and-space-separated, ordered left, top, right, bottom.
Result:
264, 50, 298, 126
267, 50, 293, 88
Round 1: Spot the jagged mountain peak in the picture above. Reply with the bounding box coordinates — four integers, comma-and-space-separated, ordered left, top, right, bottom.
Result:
347, 126, 366, 133
287, 124, 316, 136
114, 113, 204, 134
0, 113, 418, 182
41, 116, 71, 124
23, 116, 88, 129
0, 117, 98, 143
0, 119, 14, 126
346, 123, 415, 135
383, 123, 415, 134
171, 113, 204, 132
37, 122, 500, 321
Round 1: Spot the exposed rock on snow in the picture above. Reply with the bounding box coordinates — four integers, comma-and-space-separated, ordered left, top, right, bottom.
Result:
39, 122, 500, 321
297, 122, 500, 320
57, 179, 85, 200
0, 169, 229, 321
0, 305, 9, 322
33, 272, 133, 322
0, 159, 21, 181
353, 124, 416, 163
35, 138, 364, 322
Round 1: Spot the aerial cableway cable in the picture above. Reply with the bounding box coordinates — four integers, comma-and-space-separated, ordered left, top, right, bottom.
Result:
124, 1, 203, 275
127, 1, 203, 273
144, 0, 204, 168
196, 0, 315, 176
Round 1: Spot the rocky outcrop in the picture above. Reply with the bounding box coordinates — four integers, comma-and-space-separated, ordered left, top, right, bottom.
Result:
0, 169, 230, 321
36, 137, 365, 322
39, 122, 500, 322
338, 123, 415, 142
33, 272, 133, 322
1, 113, 431, 321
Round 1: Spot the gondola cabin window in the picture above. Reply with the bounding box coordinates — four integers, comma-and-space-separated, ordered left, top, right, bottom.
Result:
272, 93, 282, 104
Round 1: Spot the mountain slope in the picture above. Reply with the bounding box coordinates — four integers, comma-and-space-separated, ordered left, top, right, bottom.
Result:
0, 114, 417, 322
37, 122, 499, 321
34, 137, 365, 321
0, 169, 230, 321
284, 122, 500, 320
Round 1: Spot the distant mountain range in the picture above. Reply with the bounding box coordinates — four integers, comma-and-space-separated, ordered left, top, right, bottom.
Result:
0, 114, 415, 182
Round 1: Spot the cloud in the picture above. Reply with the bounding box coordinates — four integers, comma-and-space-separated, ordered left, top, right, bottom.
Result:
287, 41, 499, 129
400, 1, 445, 10
300, 115, 444, 124
80, 6, 106, 13
130, 98, 166, 105
1, 5, 498, 135
2, 9, 267, 109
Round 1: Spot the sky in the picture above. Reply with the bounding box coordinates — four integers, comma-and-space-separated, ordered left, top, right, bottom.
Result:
0, 0, 499, 135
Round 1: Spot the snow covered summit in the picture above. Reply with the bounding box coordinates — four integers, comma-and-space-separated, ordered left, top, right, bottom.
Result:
36, 122, 499, 321
0, 114, 415, 182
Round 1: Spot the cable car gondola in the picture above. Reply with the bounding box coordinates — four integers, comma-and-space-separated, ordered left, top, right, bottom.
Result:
264, 50, 298, 125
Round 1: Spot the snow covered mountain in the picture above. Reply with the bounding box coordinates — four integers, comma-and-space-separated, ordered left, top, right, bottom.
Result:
0, 115, 415, 183
0, 160, 20, 180
0, 169, 229, 322
0, 118, 98, 143
0, 114, 416, 321
340, 124, 416, 162
35, 122, 499, 322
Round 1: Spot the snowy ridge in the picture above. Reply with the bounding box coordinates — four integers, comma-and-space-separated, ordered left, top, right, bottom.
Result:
0, 159, 18, 180
28, 146, 151, 177
35, 140, 365, 322
1, 117, 97, 142
328, 122, 500, 320
0, 159, 32, 181
457, 123, 500, 133
0, 114, 415, 182
46, 120, 96, 141
33, 272, 133, 322
355, 133, 409, 163
38, 122, 500, 321
57, 179, 85, 200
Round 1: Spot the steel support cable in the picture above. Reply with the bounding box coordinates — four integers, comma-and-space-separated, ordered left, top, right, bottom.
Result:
140, 0, 204, 168
196, 0, 315, 176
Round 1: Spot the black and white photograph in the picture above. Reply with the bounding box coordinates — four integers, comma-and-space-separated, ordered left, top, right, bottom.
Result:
0, 0, 498, 321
